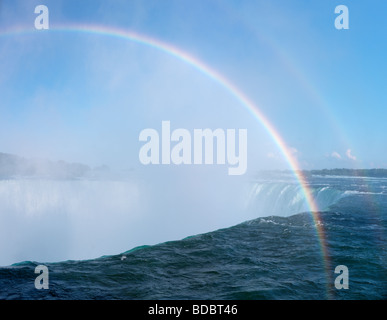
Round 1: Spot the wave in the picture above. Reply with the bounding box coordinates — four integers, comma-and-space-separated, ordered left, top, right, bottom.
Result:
3, 206, 385, 300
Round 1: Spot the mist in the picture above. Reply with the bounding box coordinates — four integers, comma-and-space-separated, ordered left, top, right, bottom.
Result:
0, 154, 258, 266
0, 19, 290, 266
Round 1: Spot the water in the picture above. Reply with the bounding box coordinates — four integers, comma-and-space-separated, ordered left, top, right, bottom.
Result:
0, 174, 386, 299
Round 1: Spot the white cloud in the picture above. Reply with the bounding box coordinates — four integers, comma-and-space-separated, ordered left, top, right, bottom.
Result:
289, 147, 298, 154
331, 151, 342, 159
346, 149, 357, 161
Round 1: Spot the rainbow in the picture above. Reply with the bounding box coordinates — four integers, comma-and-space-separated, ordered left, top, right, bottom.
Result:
1, 24, 333, 298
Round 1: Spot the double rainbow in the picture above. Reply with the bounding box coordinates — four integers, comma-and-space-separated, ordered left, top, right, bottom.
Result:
1, 24, 333, 298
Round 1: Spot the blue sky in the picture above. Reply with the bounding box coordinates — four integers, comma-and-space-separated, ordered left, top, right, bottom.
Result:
1, 0, 386, 172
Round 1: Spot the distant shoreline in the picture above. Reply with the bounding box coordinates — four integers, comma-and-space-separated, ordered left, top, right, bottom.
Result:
0, 152, 110, 180
301, 168, 387, 178
255, 168, 387, 179
2, 151, 387, 179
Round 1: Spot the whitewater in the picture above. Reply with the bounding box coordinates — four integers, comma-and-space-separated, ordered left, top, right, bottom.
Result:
0, 173, 358, 266
0, 172, 386, 299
